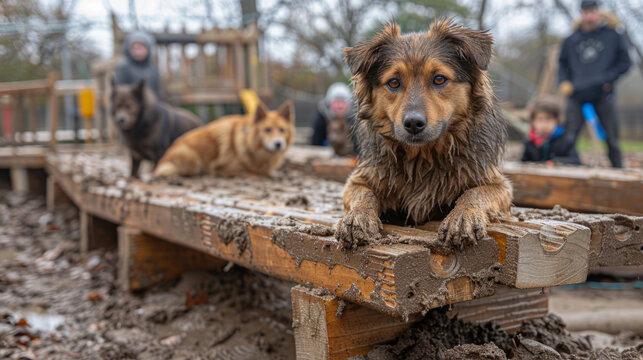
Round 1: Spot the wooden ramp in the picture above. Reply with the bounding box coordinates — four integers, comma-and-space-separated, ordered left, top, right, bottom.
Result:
284, 146, 643, 216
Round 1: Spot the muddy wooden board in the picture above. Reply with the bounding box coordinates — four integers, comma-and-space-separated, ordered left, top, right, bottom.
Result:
44, 151, 640, 319
283, 147, 643, 216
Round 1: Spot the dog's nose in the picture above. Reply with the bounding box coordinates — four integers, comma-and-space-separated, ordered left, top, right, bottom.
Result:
274, 140, 283, 150
403, 113, 427, 135
117, 116, 126, 124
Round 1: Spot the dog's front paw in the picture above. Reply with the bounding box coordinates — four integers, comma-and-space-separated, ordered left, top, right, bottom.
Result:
335, 210, 382, 250
438, 207, 488, 249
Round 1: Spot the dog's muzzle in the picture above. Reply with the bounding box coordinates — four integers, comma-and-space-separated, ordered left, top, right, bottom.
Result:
395, 117, 448, 146
266, 138, 286, 151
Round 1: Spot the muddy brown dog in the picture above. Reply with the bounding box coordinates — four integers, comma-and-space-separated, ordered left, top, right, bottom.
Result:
336, 20, 512, 250
112, 79, 201, 177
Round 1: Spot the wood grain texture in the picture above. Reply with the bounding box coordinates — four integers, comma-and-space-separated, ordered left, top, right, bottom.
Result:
448, 287, 549, 332
291, 285, 412, 360
117, 226, 224, 291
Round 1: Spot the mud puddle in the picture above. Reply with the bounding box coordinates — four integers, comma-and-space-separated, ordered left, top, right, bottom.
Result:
0, 191, 295, 360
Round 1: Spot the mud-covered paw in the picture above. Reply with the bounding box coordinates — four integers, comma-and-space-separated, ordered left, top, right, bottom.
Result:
438, 207, 488, 249
335, 210, 382, 250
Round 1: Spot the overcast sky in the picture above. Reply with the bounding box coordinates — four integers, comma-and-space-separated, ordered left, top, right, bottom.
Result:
46, 0, 581, 60
38, 0, 641, 70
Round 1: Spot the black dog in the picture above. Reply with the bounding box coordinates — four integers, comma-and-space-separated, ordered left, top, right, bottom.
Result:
111, 79, 201, 177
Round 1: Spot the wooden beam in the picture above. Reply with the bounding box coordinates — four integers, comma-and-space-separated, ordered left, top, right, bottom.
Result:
9, 166, 28, 194
511, 208, 643, 270
281, 149, 643, 216
47, 175, 73, 212
291, 285, 549, 359
80, 209, 117, 254
447, 287, 549, 333
291, 285, 412, 360
504, 162, 643, 216
48, 73, 59, 149
0, 79, 50, 96
117, 226, 225, 291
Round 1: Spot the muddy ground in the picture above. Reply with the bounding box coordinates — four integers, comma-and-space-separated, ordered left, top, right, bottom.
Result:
1, 192, 642, 360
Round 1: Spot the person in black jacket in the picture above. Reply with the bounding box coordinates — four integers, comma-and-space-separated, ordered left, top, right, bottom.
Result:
522, 97, 581, 165
558, 0, 631, 167
114, 31, 163, 99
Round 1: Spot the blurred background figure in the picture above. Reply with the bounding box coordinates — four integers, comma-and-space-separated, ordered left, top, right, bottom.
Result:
311, 82, 357, 157
114, 30, 162, 99
558, 0, 631, 168
522, 96, 581, 165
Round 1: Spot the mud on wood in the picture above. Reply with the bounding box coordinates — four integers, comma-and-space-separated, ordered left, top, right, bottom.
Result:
44, 151, 637, 319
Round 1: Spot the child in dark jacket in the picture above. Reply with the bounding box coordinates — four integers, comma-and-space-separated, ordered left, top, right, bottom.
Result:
521, 97, 581, 165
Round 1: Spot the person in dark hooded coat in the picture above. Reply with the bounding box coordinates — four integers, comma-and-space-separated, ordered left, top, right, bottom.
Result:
114, 30, 163, 99
558, 0, 631, 167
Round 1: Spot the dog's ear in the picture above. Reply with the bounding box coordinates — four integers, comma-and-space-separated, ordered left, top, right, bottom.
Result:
431, 19, 493, 71
133, 79, 146, 100
344, 22, 400, 76
254, 102, 269, 123
277, 100, 294, 124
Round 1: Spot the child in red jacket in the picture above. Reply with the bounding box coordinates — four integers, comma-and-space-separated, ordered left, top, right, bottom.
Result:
521, 97, 581, 165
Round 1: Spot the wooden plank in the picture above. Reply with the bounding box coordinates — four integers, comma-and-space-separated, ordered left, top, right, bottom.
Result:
511, 208, 643, 270
504, 162, 643, 216
281, 149, 643, 216
447, 287, 549, 333
80, 209, 117, 253
0, 79, 50, 95
28, 95, 37, 133
291, 285, 412, 360
48, 73, 59, 149
292, 285, 549, 359
10, 166, 28, 194
489, 220, 590, 288
47, 175, 73, 212
117, 226, 225, 291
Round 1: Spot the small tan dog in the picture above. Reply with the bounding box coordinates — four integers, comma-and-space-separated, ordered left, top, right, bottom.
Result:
154, 100, 295, 177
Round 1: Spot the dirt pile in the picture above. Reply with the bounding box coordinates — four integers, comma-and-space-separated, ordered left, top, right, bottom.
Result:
0, 192, 295, 360
358, 310, 643, 360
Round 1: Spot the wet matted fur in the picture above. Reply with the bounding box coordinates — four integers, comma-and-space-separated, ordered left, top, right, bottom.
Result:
336, 19, 512, 250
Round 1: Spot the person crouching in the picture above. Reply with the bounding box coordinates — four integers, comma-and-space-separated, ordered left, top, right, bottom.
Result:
521, 97, 581, 165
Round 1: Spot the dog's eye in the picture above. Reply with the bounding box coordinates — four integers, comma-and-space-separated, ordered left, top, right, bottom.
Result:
264, 128, 272, 133
433, 75, 448, 86
279, 127, 286, 133
386, 78, 401, 90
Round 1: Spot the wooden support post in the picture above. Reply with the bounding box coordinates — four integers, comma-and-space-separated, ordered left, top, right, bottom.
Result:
26, 168, 46, 196
9, 166, 28, 194
28, 95, 37, 135
291, 285, 550, 359
291, 285, 413, 360
447, 287, 549, 333
14, 94, 23, 144
80, 210, 117, 254
248, 42, 259, 90
48, 73, 59, 148
47, 175, 73, 212
234, 43, 246, 90
117, 226, 225, 292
